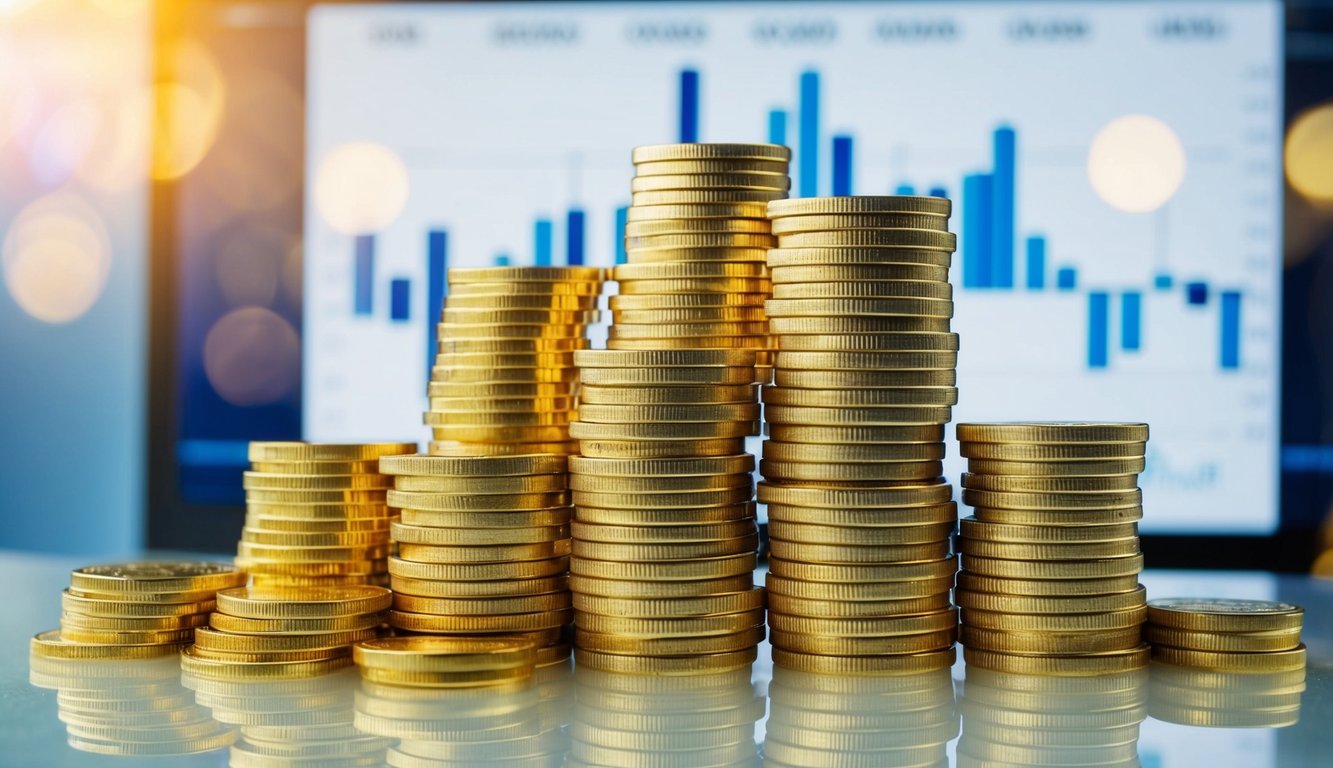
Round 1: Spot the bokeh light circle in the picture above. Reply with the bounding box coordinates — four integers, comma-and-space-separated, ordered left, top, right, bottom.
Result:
2, 192, 112, 323
203, 307, 300, 407
1087, 114, 1187, 213
313, 142, 410, 234
1286, 103, 1333, 207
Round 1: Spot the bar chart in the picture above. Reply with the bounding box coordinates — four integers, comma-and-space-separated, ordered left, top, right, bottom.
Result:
305, 1, 1282, 532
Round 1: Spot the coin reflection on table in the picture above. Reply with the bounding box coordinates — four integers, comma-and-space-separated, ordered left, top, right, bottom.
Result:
182, 666, 393, 767
29, 654, 235, 757
958, 667, 1148, 767
763, 665, 957, 767
569, 664, 763, 768
1148, 662, 1306, 728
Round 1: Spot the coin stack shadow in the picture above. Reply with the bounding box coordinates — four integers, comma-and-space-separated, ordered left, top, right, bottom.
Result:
238, 442, 419, 588
759, 195, 960, 673
955, 422, 1151, 675
763, 665, 958, 768
182, 667, 391, 767
957, 667, 1147, 767
30, 656, 235, 758
570, 667, 763, 767
1148, 662, 1306, 728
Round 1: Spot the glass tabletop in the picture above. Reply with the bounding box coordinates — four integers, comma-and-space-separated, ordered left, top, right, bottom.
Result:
2, 553, 1329, 768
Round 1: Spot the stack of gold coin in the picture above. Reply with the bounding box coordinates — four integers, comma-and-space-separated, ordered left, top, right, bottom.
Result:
35, 562, 246, 658
616, 143, 790, 377
567, 348, 765, 674
1148, 659, 1306, 728
181, 585, 391, 680
764, 662, 957, 768
427, 266, 607, 457
954, 422, 1151, 675
182, 667, 392, 767
957, 667, 1147, 767
29, 656, 235, 757
380, 453, 573, 662
1145, 598, 1306, 672
239, 442, 418, 588
352, 636, 538, 688
569, 667, 762, 767
759, 195, 960, 672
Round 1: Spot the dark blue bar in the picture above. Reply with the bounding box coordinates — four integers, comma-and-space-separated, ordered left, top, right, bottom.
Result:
991, 126, 1016, 288
566, 209, 585, 266
962, 174, 993, 289
389, 278, 410, 322
495, 253, 511, 266
1089, 292, 1110, 368
1122, 291, 1142, 351
927, 186, 947, 198
1186, 281, 1208, 305
799, 70, 819, 197
354, 234, 374, 315
679, 69, 700, 143
1221, 291, 1241, 369
534, 219, 552, 267
768, 109, 787, 146
1154, 274, 1173, 290
1056, 267, 1077, 291
895, 183, 915, 195
1026, 236, 1045, 290
1282, 445, 1333, 473
614, 206, 628, 265
427, 230, 447, 372
831, 135, 853, 196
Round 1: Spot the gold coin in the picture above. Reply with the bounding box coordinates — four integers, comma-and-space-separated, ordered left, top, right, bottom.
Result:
761, 459, 944, 482
573, 503, 755, 527
56, 626, 196, 645
446, 279, 602, 296
569, 553, 755, 582
234, 559, 385, 577
630, 171, 789, 192
179, 645, 353, 680
1145, 598, 1304, 632
248, 442, 417, 463
244, 489, 388, 505
387, 556, 568, 582
769, 608, 956, 636
29, 631, 183, 660
578, 437, 747, 459
771, 647, 954, 675
616, 277, 771, 295
1150, 644, 1306, 673
768, 593, 951, 618
957, 538, 1141, 561
569, 421, 758, 441
578, 368, 757, 387
68, 562, 246, 595
235, 541, 388, 562
60, 612, 209, 631
769, 263, 952, 285
577, 403, 760, 425
432, 351, 579, 370
568, 574, 753, 600
214, 585, 391, 619
955, 586, 1146, 614
569, 473, 751, 495
243, 502, 391, 520
621, 248, 769, 266
959, 554, 1144, 580
771, 280, 953, 302
772, 371, 956, 392
572, 487, 754, 510
392, 592, 570, 616
758, 480, 951, 508
770, 629, 955, 656
766, 502, 956, 528
434, 322, 589, 340
192, 626, 376, 653
569, 454, 754, 477
772, 351, 958, 373
207, 611, 385, 635
762, 387, 957, 408
354, 635, 536, 672
767, 539, 951, 564
765, 297, 954, 319
768, 196, 950, 217
613, 307, 767, 325
448, 265, 606, 283
426, 380, 574, 398
576, 348, 758, 367
388, 608, 571, 634
437, 337, 589, 355
606, 336, 769, 351
396, 540, 571, 564
963, 644, 1150, 676
962, 606, 1146, 632
391, 522, 568, 546
768, 521, 953, 547
572, 519, 755, 544
624, 202, 771, 221
391, 574, 567, 598
955, 571, 1140, 597
765, 574, 954, 601
633, 143, 789, 163
956, 422, 1149, 444
386, 489, 568, 511
58, 591, 213, 618
239, 527, 388, 547
776, 229, 956, 251
624, 218, 773, 237
609, 291, 767, 309
961, 442, 1147, 461
769, 211, 949, 232
378, 453, 567, 478
392, 473, 567, 494
962, 472, 1141, 493
768, 248, 953, 270
966, 457, 1146, 476
241, 472, 392, 491
614, 260, 769, 279
573, 647, 756, 675
1145, 626, 1302, 653
244, 516, 389, 534
572, 536, 757, 562
248, 459, 385, 474
356, 666, 533, 690
770, 317, 952, 336
427, 440, 579, 457
574, 627, 764, 656
443, 292, 598, 309
972, 506, 1144, 526
607, 320, 769, 338
634, 157, 789, 175
959, 517, 1137, 543
573, 588, 764, 618
397, 507, 572, 530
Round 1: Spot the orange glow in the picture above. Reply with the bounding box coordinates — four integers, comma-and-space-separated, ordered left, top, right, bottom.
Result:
1286, 103, 1333, 209
152, 38, 225, 180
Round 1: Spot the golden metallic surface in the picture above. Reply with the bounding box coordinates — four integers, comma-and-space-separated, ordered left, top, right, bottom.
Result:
961, 472, 1142, 492
191, 626, 376, 652
765, 501, 956, 527
571, 520, 756, 544
1150, 644, 1307, 673
578, 384, 757, 405
771, 647, 956, 674
568, 574, 753, 600
959, 554, 1145, 580
768, 593, 951, 618
766, 297, 954, 320
386, 489, 568, 512
769, 629, 956, 656
1145, 598, 1305, 632
1145, 626, 1303, 653
972, 506, 1144, 526
239, 528, 387, 547
955, 586, 1146, 614
248, 442, 417, 462
955, 571, 1141, 597
768, 195, 951, 217
959, 625, 1144, 654
572, 647, 756, 675
59, 613, 209, 631
767, 539, 951, 564
767, 521, 954, 546
387, 556, 568, 582
29, 630, 185, 660
959, 517, 1138, 543
765, 574, 954, 602
571, 536, 758, 562
956, 422, 1150, 444
214, 585, 391, 619
771, 316, 953, 336
448, 265, 606, 283
573, 609, 764, 637
395, 540, 571, 564
353, 636, 536, 671
387, 608, 572, 633
962, 644, 1151, 676
961, 488, 1143, 510
960, 606, 1147, 632
572, 588, 765, 618
241, 472, 393, 491
390, 521, 568, 546
69, 563, 246, 594
207, 611, 386, 635
178, 646, 354, 679
391, 592, 571, 616
758, 481, 951, 508
762, 386, 957, 408
58, 591, 213, 618
767, 557, 957, 583
390, 574, 567, 598
379, 453, 567, 477
632, 143, 790, 163
961, 441, 1148, 461
568, 472, 752, 493
768, 609, 958, 637
956, 538, 1141, 560
57, 627, 196, 645
761, 458, 945, 482
397, 507, 572, 529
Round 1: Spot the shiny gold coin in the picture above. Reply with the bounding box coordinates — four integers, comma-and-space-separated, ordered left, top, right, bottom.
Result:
569, 553, 755, 582
758, 480, 952, 508
244, 516, 389, 534
768, 195, 950, 217
1145, 626, 1302, 653
387, 556, 568, 582
961, 441, 1147, 461
959, 554, 1144, 580
769, 263, 951, 285
955, 571, 1140, 597
957, 422, 1149, 444
613, 307, 768, 325
378, 453, 567, 478
572, 519, 755, 544
770, 316, 952, 336
962, 605, 1146, 632
235, 541, 388, 563
569, 473, 751, 495
58, 591, 213, 618
578, 367, 757, 387
765, 574, 954, 602
959, 517, 1138, 543
766, 297, 954, 319
244, 488, 388, 505
242, 502, 391, 521
966, 457, 1146, 477
388, 608, 571, 634
248, 459, 385, 475
771, 280, 953, 302
574, 627, 764, 656
192, 626, 375, 653
248, 442, 417, 463
772, 351, 958, 372
633, 143, 789, 163
1151, 644, 1307, 673
767, 539, 951, 564
776, 337, 957, 359
241, 472, 392, 491
445, 278, 603, 295
578, 437, 747, 459
573, 503, 755, 527
232, 559, 385, 577
29, 630, 182, 660
62, 586, 220, 606
427, 440, 579, 457
630, 171, 789, 192
962, 644, 1150, 676
214, 585, 391, 619
765, 502, 956, 528
621, 247, 769, 266
957, 538, 1141, 561
624, 218, 773, 237
955, 587, 1146, 614
614, 260, 769, 279
573, 485, 753, 509
609, 291, 767, 309
249, 573, 388, 588
762, 387, 957, 409
396, 540, 571, 564
568, 574, 753, 600
426, 380, 574, 398
769, 608, 956, 636
963, 489, 1144, 512
770, 629, 955, 656
776, 229, 956, 250
606, 336, 770, 351
386, 489, 567, 512
569, 454, 753, 477
573, 646, 756, 675
576, 348, 758, 367
633, 156, 789, 174
572, 536, 757, 562
187, 645, 351, 664
433, 322, 589, 340
443, 292, 598, 310
572, 588, 764, 618
179, 645, 353, 679
768, 521, 953, 546
448, 265, 606, 283
769, 212, 949, 233
607, 320, 770, 339
761, 459, 944, 482
624, 201, 771, 221
426, 412, 575, 431
59, 612, 209, 631
432, 350, 579, 370
390, 574, 567, 599
1145, 598, 1305, 632
239, 528, 388, 547
392, 474, 567, 495
962, 472, 1141, 493
768, 593, 950, 618
578, 402, 761, 424
437, 338, 590, 356
391, 522, 568, 546
57, 626, 196, 645
207, 611, 385, 635
396, 507, 572, 530
616, 277, 771, 295
392, 591, 570, 616
68, 562, 247, 595
354, 635, 536, 673
972, 506, 1144, 526
771, 647, 955, 676
569, 421, 758, 441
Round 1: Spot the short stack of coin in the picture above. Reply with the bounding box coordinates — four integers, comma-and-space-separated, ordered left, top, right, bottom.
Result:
567, 348, 765, 674
957, 668, 1147, 767
36, 562, 247, 659
380, 453, 573, 663
29, 656, 236, 757
240, 442, 418, 588
570, 667, 762, 768
1149, 655, 1306, 728
1146, 597, 1306, 672
758, 195, 960, 672
764, 662, 957, 768
616, 143, 790, 378
955, 422, 1151, 675
428, 266, 607, 458
181, 585, 391, 680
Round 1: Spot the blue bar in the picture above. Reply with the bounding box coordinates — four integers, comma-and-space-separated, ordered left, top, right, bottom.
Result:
427, 230, 447, 372
895, 183, 915, 195
1122, 291, 1142, 351
1026, 236, 1045, 290
1221, 291, 1241, 369
679, 69, 699, 143
991, 126, 1016, 288
1154, 273, 1173, 290
768, 109, 787, 146
927, 186, 947, 198
534, 219, 552, 267
1186, 281, 1208, 305
962, 174, 993, 288
614, 206, 628, 265
354, 234, 374, 315
389, 278, 410, 322
798, 70, 819, 197
495, 253, 511, 266
1056, 267, 1077, 291
566, 209, 585, 266
1088, 292, 1109, 369
831, 135, 853, 196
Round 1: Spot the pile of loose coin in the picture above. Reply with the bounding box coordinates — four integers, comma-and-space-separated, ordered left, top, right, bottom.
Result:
239, 442, 418, 588
954, 421, 1151, 675
759, 195, 960, 672
427, 266, 606, 457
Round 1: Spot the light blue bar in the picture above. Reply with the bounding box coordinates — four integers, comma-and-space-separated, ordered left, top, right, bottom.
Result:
768, 109, 787, 146
495, 253, 511, 266
354, 234, 374, 315
534, 219, 553, 266
991, 126, 1016, 288
1089, 292, 1109, 368
178, 439, 250, 467
962, 174, 992, 289
894, 183, 915, 195
1122, 291, 1142, 351
832, 135, 853, 196
1154, 274, 1173, 290
1221, 291, 1241, 369
1025, 236, 1045, 290
798, 71, 819, 197
1056, 267, 1077, 291
614, 206, 628, 265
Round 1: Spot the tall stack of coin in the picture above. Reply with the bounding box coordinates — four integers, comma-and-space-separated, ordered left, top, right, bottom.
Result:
36, 562, 246, 658
181, 585, 391, 679
1146, 598, 1306, 672
1149, 658, 1306, 728
240, 442, 418, 588
954, 422, 1151, 675
764, 663, 958, 767
427, 266, 607, 457
759, 195, 959, 672
567, 349, 765, 674
30, 656, 235, 757
380, 454, 573, 663
958, 668, 1147, 767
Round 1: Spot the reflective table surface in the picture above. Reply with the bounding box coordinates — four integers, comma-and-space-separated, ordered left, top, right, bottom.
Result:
2, 552, 1329, 768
